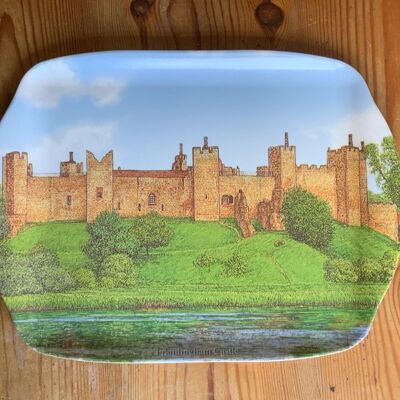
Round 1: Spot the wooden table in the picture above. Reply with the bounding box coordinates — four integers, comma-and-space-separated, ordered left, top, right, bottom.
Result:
0, 1, 399, 398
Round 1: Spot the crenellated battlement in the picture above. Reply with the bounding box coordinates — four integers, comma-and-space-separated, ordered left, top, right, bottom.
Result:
296, 164, 331, 172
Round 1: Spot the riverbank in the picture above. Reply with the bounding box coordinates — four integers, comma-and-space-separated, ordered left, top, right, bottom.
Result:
4, 284, 387, 312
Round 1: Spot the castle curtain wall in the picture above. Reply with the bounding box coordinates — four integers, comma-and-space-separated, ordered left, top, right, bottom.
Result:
27, 176, 87, 222
295, 166, 338, 219
219, 176, 275, 218
112, 172, 193, 218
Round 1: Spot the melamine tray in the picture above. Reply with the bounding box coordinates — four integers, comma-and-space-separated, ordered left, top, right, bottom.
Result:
0, 51, 398, 363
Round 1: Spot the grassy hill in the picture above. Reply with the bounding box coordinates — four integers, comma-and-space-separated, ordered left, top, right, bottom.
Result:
4, 218, 398, 311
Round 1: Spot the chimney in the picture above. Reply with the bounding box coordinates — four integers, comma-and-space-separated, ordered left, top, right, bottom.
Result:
348, 134, 353, 147
179, 143, 183, 155
284, 132, 289, 148
203, 136, 209, 149
69, 151, 74, 162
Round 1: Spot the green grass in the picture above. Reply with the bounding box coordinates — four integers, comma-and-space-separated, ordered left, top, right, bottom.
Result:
4, 218, 398, 311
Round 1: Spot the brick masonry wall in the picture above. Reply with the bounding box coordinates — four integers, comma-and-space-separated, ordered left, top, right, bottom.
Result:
296, 165, 338, 219
27, 176, 87, 222
368, 203, 399, 241
219, 175, 275, 219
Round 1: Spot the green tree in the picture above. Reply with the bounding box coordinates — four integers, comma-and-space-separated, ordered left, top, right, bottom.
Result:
0, 254, 41, 296
281, 187, 334, 250
84, 211, 139, 273
0, 194, 9, 241
324, 258, 358, 283
73, 268, 97, 289
99, 254, 138, 288
27, 245, 74, 292
380, 250, 399, 283
131, 212, 173, 256
365, 136, 400, 207
355, 258, 382, 283
223, 250, 249, 277
193, 252, 216, 272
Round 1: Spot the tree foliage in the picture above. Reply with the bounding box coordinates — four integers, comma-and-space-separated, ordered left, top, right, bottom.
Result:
100, 254, 138, 288
131, 212, 173, 256
223, 251, 248, 277
0, 194, 9, 241
193, 252, 216, 272
281, 187, 334, 250
72, 268, 97, 289
324, 258, 358, 283
84, 211, 139, 273
365, 136, 400, 207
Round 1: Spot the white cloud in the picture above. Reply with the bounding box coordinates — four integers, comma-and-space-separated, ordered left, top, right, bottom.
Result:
29, 122, 118, 173
17, 60, 126, 108
328, 105, 392, 148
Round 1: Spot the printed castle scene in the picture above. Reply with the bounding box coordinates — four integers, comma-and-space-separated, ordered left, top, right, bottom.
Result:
0, 52, 399, 362
4, 133, 398, 241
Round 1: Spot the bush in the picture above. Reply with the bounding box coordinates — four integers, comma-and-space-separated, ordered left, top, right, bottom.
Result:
380, 250, 399, 283
324, 258, 358, 283
84, 211, 140, 273
355, 258, 382, 283
274, 239, 285, 247
0, 195, 9, 241
131, 212, 173, 256
281, 187, 334, 250
99, 254, 138, 288
252, 219, 264, 233
0, 254, 41, 296
73, 268, 97, 289
223, 251, 248, 277
27, 245, 74, 292
193, 252, 216, 272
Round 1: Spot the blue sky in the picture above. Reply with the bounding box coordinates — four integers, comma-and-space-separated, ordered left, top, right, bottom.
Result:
0, 51, 391, 190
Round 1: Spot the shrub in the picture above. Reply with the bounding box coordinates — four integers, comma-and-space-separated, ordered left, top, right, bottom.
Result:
131, 212, 173, 256
223, 251, 248, 277
0, 195, 9, 241
99, 254, 138, 288
73, 268, 97, 289
274, 239, 285, 247
27, 245, 74, 292
252, 219, 264, 233
380, 250, 399, 283
355, 258, 382, 283
281, 187, 334, 250
84, 211, 140, 273
193, 252, 216, 272
0, 254, 41, 296
324, 258, 358, 283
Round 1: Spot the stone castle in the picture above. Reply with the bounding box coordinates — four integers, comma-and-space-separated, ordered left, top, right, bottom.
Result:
2, 133, 398, 241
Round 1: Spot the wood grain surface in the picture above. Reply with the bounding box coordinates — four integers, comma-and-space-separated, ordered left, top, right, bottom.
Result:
0, 0, 399, 398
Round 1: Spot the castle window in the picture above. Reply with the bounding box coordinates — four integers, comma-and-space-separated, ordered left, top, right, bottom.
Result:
205, 194, 208, 200
96, 187, 103, 200
66, 195, 72, 206
148, 193, 156, 206
117, 202, 121, 211
138, 204, 141, 212
161, 204, 164, 211
221, 195, 234, 205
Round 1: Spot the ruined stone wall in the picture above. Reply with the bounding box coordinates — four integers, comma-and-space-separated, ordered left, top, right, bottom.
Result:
268, 145, 296, 191
113, 171, 193, 218
193, 145, 220, 221
27, 176, 87, 222
295, 165, 338, 219
219, 175, 275, 219
368, 203, 398, 241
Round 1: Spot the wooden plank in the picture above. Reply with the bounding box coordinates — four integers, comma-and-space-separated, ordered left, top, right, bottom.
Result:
0, 0, 399, 398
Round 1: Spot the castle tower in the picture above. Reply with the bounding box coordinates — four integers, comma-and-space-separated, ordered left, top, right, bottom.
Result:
60, 152, 84, 177
2, 152, 30, 235
327, 134, 368, 226
172, 143, 188, 171
86, 150, 113, 222
192, 136, 220, 221
268, 132, 297, 191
